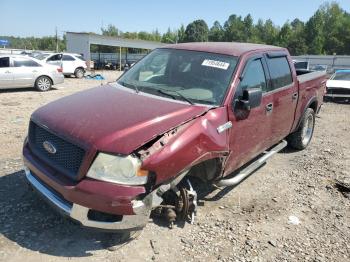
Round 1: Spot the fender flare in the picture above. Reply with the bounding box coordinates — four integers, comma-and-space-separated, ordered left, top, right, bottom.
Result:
294, 96, 318, 131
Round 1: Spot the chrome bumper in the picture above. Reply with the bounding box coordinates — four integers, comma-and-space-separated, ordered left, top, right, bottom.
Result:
24, 167, 151, 231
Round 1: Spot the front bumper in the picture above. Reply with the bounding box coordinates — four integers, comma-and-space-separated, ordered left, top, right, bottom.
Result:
24, 167, 151, 231
23, 142, 152, 231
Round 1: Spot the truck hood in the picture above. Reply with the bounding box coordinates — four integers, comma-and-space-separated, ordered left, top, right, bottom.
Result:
31, 84, 210, 154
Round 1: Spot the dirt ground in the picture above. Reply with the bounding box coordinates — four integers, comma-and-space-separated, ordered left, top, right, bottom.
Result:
0, 72, 349, 262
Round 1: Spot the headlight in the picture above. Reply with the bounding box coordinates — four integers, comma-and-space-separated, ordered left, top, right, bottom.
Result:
87, 153, 149, 185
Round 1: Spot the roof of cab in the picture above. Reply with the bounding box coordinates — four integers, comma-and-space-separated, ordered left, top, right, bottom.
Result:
162, 42, 285, 56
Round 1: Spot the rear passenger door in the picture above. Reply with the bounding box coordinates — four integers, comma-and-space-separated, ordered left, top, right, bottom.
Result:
265, 53, 298, 144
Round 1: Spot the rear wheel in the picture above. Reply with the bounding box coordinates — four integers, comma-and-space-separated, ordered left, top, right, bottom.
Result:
287, 108, 315, 150
35, 76, 52, 92
74, 68, 84, 78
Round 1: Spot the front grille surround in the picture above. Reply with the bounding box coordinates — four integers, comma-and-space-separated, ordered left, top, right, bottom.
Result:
28, 121, 86, 180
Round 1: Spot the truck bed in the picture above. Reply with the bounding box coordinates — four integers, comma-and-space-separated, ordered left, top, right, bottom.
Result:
297, 70, 327, 83
291, 70, 327, 132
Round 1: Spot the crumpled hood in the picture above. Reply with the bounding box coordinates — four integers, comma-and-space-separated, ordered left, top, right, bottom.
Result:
31, 84, 210, 154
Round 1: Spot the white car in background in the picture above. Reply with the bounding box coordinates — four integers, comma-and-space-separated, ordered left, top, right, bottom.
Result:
37, 53, 87, 78
0, 55, 64, 91
326, 70, 350, 99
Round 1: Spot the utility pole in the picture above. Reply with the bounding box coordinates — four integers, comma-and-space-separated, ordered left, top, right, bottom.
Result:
55, 26, 58, 52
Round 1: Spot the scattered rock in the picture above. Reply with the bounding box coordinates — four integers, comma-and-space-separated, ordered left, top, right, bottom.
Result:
288, 216, 301, 225
268, 240, 277, 247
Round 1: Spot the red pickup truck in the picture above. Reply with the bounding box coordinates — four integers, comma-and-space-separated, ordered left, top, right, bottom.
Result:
23, 42, 327, 232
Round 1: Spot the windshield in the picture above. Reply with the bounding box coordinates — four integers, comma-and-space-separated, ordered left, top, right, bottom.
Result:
332, 71, 350, 81
117, 48, 238, 105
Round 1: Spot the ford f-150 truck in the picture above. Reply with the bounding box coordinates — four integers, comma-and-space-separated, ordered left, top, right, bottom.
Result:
23, 42, 327, 232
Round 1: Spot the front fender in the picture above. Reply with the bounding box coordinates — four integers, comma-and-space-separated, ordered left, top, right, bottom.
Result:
141, 107, 230, 185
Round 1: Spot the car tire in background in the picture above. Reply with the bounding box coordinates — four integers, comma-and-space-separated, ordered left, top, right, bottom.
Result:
287, 108, 315, 150
74, 68, 85, 79
35, 76, 52, 92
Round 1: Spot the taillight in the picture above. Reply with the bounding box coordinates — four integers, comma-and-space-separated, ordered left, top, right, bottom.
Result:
57, 67, 63, 73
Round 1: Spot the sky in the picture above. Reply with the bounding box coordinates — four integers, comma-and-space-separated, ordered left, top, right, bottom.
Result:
1, 0, 349, 37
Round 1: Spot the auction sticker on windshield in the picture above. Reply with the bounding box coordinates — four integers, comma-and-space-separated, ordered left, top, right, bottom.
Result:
202, 59, 230, 70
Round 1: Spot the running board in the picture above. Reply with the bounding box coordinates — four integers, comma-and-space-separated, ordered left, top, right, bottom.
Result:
214, 140, 288, 187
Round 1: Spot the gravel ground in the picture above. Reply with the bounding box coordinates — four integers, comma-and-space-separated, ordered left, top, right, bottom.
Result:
0, 73, 349, 262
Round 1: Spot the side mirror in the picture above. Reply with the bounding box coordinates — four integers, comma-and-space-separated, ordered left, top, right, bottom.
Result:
237, 88, 262, 111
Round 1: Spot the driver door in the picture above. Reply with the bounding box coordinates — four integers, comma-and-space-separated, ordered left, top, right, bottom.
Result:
224, 56, 274, 175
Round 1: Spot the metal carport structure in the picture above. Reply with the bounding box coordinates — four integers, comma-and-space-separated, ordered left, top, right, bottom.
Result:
66, 32, 165, 69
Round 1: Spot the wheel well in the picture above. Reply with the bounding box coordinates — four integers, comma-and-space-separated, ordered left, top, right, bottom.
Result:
309, 101, 318, 113
36, 75, 53, 85
75, 67, 84, 72
187, 158, 223, 182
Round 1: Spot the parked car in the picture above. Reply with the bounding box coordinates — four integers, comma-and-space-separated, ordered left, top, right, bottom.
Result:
293, 60, 310, 70
325, 69, 350, 98
312, 64, 328, 72
0, 55, 64, 91
23, 42, 326, 233
37, 53, 87, 78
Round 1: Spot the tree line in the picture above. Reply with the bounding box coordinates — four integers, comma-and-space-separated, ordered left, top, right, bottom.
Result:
2, 2, 349, 55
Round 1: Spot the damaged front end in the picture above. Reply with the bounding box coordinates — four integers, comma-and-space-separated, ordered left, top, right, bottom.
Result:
134, 107, 230, 228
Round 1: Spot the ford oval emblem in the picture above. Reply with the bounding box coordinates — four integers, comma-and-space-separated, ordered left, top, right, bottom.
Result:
43, 141, 57, 154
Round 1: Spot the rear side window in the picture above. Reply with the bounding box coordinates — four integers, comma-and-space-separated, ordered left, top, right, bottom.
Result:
47, 54, 62, 62
267, 57, 293, 89
13, 58, 41, 67
75, 55, 85, 61
62, 55, 75, 61
0, 57, 10, 68
239, 59, 267, 92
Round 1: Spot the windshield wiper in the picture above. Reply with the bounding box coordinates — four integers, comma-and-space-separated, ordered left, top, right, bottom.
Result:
157, 89, 194, 105
118, 81, 139, 93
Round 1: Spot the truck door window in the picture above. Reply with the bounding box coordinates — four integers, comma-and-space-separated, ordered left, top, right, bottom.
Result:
239, 59, 267, 92
0, 57, 10, 68
267, 57, 293, 89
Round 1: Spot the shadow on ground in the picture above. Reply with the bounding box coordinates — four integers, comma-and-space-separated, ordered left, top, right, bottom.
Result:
0, 170, 134, 257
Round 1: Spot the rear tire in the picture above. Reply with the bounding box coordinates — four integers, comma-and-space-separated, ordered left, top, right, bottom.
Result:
35, 76, 52, 92
287, 108, 315, 150
74, 68, 84, 78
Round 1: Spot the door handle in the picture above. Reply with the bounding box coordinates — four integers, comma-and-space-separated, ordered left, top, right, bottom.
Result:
5, 71, 11, 73
32, 70, 38, 73
292, 93, 298, 100
266, 103, 273, 112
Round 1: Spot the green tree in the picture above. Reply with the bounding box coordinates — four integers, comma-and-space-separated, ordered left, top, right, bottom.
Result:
305, 10, 325, 54
243, 14, 254, 42
209, 21, 224, 41
161, 28, 178, 43
101, 24, 121, 37
177, 24, 186, 43
223, 15, 245, 42
321, 2, 345, 54
287, 19, 308, 55
184, 20, 209, 42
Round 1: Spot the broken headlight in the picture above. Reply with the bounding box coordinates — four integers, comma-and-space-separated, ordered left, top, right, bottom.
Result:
87, 153, 149, 185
